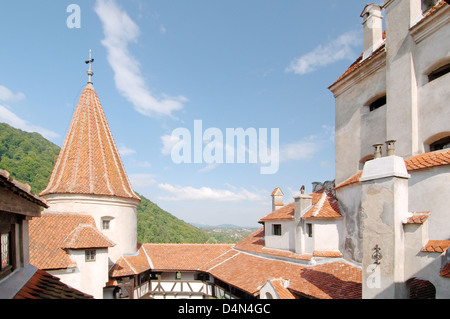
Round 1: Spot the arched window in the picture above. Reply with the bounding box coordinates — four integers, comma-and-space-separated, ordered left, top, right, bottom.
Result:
365, 94, 387, 112
430, 136, 450, 151
424, 132, 450, 152
408, 278, 436, 299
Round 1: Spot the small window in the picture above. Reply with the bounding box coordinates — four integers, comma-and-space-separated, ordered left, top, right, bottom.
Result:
85, 250, 96, 262
175, 271, 182, 280
428, 63, 450, 82
430, 136, 450, 151
102, 220, 110, 230
272, 224, 282, 236
369, 96, 386, 112
306, 223, 313, 238
101, 217, 113, 230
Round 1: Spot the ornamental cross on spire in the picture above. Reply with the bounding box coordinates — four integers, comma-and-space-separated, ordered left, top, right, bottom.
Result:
85, 49, 94, 84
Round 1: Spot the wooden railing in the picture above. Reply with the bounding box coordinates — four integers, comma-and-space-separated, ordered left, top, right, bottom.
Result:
139, 280, 213, 299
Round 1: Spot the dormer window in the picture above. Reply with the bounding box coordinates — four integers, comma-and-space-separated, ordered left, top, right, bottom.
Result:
272, 224, 282, 236
428, 63, 450, 82
369, 95, 386, 112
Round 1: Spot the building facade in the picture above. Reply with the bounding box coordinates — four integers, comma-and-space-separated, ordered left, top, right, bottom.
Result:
329, 0, 450, 298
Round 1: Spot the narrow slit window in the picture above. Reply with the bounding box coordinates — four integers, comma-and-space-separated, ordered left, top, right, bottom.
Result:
306, 223, 313, 238
428, 63, 450, 82
430, 136, 450, 151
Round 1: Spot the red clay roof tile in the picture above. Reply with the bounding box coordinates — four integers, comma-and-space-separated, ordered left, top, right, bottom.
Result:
335, 149, 450, 190
39, 84, 140, 201
29, 213, 114, 269
13, 269, 93, 299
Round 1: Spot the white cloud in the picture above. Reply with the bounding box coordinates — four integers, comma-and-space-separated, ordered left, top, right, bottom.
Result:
129, 174, 156, 187
279, 140, 319, 162
159, 24, 167, 34
161, 134, 182, 155
94, 0, 186, 117
157, 183, 267, 203
0, 104, 59, 140
0, 86, 25, 102
286, 30, 361, 75
118, 144, 136, 156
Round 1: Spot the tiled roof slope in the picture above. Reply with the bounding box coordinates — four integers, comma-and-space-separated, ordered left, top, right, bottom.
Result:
269, 278, 296, 299
206, 252, 361, 299
234, 228, 312, 262
259, 203, 295, 222
13, 269, 93, 299
29, 213, 114, 270
109, 240, 361, 298
143, 244, 235, 272
62, 224, 115, 249
40, 84, 140, 201
421, 240, 450, 253
302, 190, 342, 219
335, 149, 450, 189
259, 189, 342, 222
110, 244, 153, 277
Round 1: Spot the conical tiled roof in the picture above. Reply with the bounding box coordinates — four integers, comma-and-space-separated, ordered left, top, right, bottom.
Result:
40, 84, 140, 201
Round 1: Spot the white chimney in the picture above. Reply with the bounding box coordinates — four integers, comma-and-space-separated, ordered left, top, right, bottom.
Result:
361, 4, 384, 60
294, 193, 313, 219
271, 187, 284, 211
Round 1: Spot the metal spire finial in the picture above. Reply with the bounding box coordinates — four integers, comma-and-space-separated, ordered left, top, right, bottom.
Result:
85, 49, 94, 84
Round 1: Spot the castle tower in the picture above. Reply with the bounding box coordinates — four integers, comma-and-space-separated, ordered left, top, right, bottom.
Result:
40, 51, 141, 263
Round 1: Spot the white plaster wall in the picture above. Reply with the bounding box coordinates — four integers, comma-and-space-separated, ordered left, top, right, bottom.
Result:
43, 194, 139, 263
336, 184, 363, 263
414, 19, 450, 153
408, 166, 450, 240
264, 220, 295, 252
404, 223, 450, 299
69, 248, 109, 299
333, 64, 386, 184
259, 282, 278, 299
160, 272, 196, 281
313, 220, 343, 252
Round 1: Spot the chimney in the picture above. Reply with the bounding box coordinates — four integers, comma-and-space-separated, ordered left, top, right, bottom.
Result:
271, 187, 284, 211
386, 140, 396, 156
294, 192, 313, 219
373, 143, 383, 159
361, 4, 384, 60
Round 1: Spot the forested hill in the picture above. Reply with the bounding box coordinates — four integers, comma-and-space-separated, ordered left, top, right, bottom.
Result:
0, 122, 60, 193
0, 122, 252, 243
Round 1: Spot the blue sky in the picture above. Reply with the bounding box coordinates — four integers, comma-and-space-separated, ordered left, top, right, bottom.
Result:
0, 0, 374, 227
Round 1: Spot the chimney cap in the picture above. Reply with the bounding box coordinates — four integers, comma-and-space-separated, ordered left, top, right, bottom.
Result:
360, 3, 383, 19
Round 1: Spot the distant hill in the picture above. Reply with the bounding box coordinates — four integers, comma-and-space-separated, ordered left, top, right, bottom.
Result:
0, 122, 245, 244
136, 193, 210, 244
